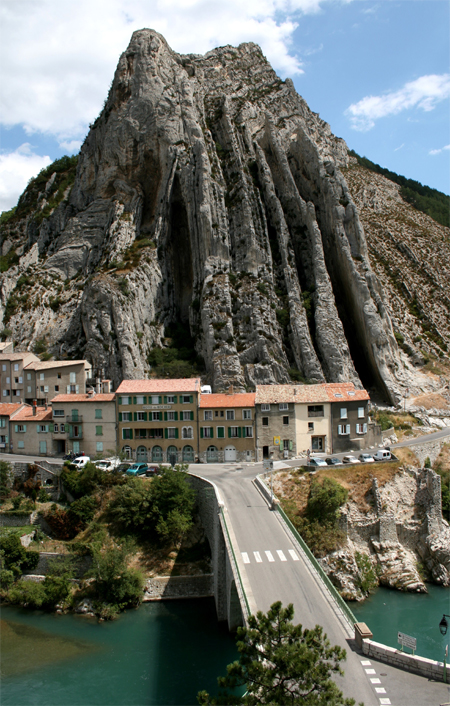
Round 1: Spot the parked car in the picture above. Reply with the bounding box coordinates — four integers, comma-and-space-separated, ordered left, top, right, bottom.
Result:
374, 449, 391, 461
358, 453, 374, 464
94, 458, 121, 472
342, 455, 360, 464
115, 462, 133, 474
325, 457, 341, 465
307, 458, 328, 467
71, 456, 91, 469
145, 465, 161, 477
126, 463, 149, 476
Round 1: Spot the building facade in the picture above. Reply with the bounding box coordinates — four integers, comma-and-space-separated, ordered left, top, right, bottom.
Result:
0, 352, 39, 402
115, 378, 201, 464
0, 402, 27, 452
23, 360, 92, 405
9, 405, 54, 456
198, 393, 256, 463
50, 392, 116, 457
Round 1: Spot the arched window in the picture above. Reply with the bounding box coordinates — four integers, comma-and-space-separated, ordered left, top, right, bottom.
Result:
182, 426, 193, 439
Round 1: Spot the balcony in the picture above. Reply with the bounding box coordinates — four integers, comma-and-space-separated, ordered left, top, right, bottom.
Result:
66, 415, 83, 423
69, 431, 83, 440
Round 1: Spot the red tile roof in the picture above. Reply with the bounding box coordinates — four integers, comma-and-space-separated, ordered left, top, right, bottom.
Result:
255, 383, 369, 404
12, 406, 53, 422
199, 393, 255, 408
0, 403, 26, 417
116, 378, 201, 394
51, 393, 115, 403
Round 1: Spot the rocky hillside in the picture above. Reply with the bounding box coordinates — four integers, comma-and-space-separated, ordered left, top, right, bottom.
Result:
1, 30, 448, 400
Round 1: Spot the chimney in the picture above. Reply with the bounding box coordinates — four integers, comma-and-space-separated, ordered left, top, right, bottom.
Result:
45, 402, 48, 410
33, 400, 37, 416
228, 385, 234, 395
96, 378, 101, 394
102, 380, 111, 393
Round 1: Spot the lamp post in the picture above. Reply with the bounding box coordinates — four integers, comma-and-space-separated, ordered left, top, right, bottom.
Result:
439, 614, 450, 683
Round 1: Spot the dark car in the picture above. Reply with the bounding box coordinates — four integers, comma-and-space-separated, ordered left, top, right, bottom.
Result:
307, 457, 328, 467
145, 465, 161, 477
326, 457, 341, 465
116, 462, 133, 474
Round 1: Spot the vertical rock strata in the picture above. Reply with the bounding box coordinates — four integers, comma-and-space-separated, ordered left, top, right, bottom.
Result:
0, 30, 405, 400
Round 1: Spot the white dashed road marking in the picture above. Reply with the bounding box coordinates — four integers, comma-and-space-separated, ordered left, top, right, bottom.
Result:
253, 551, 262, 563
277, 550, 287, 561
365, 668, 376, 674
370, 678, 381, 684
288, 549, 299, 561
379, 699, 391, 705
375, 688, 386, 694
265, 551, 275, 562
361, 660, 371, 666
241, 552, 250, 564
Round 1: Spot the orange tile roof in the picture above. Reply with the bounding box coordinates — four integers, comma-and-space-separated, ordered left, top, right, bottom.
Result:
12, 406, 53, 422
255, 383, 369, 404
0, 403, 26, 417
24, 360, 90, 370
51, 393, 115, 403
199, 393, 255, 408
116, 378, 201, 394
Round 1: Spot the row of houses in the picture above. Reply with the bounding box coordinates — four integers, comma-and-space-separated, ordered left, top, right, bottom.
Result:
0, 369, 381, 463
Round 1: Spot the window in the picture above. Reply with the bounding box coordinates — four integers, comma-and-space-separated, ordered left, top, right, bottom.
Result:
167, 428, 177, 439
14, 377, 18, 384
54, 409, 64, 417
226, 410, 235, 420
261, 404, 270, 412
136, 395, 145, 404
0, 419, 4, 428
166, 395, 175, 403
283, 439, 289, 450
1, 364, 5, 371
69, 372, 76, 383
220, 410, 224, 417
338, 424, 350, 435
243, 409, 252, 420
136, 412, 146, 421
2, 390, 8, 396
6, 377, 10, 384
17, 425, 25, 433
96, 442, 103, 452
356, 423, 368, 434
40, 372, 45, 380
38, 425, 48, 433
358, 407, 365, 419
95, 409, 102, 419
181, 411, 192, 421
308, 422, 314, 432
122, 428, 133, 439
151, 395, 160, 404
167, 411, 176, 421
245, 426, 253, 438
95, 426, 103, 436
148, 429, 163, 439
279, 403, 288, 411
152, 411, 161, 421
182, 426, 193, 439
120, 411, 130, 421
312, 436, 323, 451
53, 424, 59, 433
27, 372, 31, 380
18, 440, 25, 449
136, 429, 147, 439
27, 386, 32, 393
202, 427, 213, 438
14, 363, 19, 371
57, 373, 61, 379
340, 408, 347, 419
121, 396, 130, 405
308, 405, 324, 417
14, 390, 21, 397
283, 416, 289, 425
217, 427, 225, 438
204, 410, 213, 421
54, 386, 59, 392
262, 417, 269, 426
229, 427, 239, 438
181, 395, 192, 403
40, 386, 44, 393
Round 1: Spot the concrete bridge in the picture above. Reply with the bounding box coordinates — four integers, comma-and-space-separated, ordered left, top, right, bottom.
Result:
189, 464, 449, 706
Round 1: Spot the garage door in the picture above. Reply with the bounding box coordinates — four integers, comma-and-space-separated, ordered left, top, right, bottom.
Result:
224, 445, 236, 462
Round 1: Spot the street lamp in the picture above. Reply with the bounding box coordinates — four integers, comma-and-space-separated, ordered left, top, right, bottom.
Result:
439, 615, 450, 684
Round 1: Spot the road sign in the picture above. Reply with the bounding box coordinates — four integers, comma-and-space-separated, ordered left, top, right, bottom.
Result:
398, 632, 416, 652
263, 460, 273, 472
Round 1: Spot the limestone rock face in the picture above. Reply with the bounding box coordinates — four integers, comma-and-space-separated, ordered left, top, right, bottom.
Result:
0, 30, 426, 398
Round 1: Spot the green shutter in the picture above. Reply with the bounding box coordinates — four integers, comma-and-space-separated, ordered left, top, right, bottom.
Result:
164, 428, 168, 439
118, 396, 122, 405
23, 424, 27, 432
45, 425, 49, 432
173, 396, 177, 403
129, 429, 133, 439
200, 428, 204, 438
164, 412, 167, 421
242, 426, 246, 438
69, 425, 73, 436
159, 396, 162, 404
143, 396, 147, 404
189, 395, 193, 403
49, 424, 54, 432
175, 428, 179, 439
218, 427, 224, 438
14, 425, 18, 432
289, 440, 293, 450
143, 412, 147, 421
174, 412, 178, 421
238, 427, 242, 437
210, 427, 214, 439
133, 396, 137, 405
134, 412, 137, 421
228, 427, 231, 438
119, 412, 122, 422
164, 396, 167, 404
190, 411, 194, 421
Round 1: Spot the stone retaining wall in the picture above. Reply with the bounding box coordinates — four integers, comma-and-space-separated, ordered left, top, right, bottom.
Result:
362, 638, 446, 681
26, 552, 92, 578
0, 513, 33, 526
143, 575, 214, 600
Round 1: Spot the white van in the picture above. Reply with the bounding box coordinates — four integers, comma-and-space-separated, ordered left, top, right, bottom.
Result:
71, 456, 91, 469
374, 449, 391, 461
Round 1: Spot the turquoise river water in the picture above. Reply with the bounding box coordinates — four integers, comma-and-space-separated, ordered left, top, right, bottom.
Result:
1, 599, 240, 706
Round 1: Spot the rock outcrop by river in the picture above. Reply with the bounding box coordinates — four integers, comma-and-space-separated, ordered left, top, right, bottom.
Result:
3, 30, 448, 400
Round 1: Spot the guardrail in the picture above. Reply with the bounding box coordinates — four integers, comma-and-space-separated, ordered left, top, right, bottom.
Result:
219, 506, 251, 620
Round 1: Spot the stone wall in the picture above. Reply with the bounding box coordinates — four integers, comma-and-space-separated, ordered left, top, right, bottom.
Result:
25, 551, 92, 578
143, 575, 213, 600
362, 638, 446, 682
379, 514, 398, 543
0, 513, 33, 526
406, 438, 447, 467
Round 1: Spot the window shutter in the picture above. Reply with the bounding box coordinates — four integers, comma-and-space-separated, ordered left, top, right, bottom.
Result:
45, 425, 49, 432
5, 435, 8, 443
164, 396, 167, 404
228, 427, 231, 438
190, 411, 194, 421
289, 440, 293, 450
238, 427, 242, 438
363, 423, 367, 433
76, 385, 79, 393
129, 428, 133, 439
67, 385, 71, 393
210, 428, 214, 439
122, 429, 126, 439
44, 386, 49, 393
174, 412, 178, 421
159, 396, 162, 404
217, 427, 224, 438
242, 426, 246, 438
23, 424, 27, 432
143, 413, 147, 421
119, 412, 122, 422
134, 412, 137, 421
338, 425, 342, 435
173, 396, 177, 404
49, 424, 54, 432
14, 424, 18, 432
133, 396, 137, 405
346, 424, 350, 434
164, 412, 167, 421
118, 396, 122, 405
164, 428, 168, 439
143, 396, 147, 404
189, 395, 193, 403
175, 428, 179, 439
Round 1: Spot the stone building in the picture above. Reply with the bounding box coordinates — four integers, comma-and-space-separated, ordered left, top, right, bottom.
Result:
0, 402, 27, 452
50, 390, 116, 457
0, 352, 39, 402
198, 393, 256, 463
22, 359, 92, 405
9, 405, 53, 456
115, 378, 201, 464
327, 383, 371, 453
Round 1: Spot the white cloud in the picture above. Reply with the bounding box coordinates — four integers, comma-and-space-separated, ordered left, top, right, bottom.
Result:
429, 144, 450, 156
345, 73, 450, 131
394, 143, 404, 152
0, 0, 340, 143
0, 145, 52, 213
59, 140, 83, 153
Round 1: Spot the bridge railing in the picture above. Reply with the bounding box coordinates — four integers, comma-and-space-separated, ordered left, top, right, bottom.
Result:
276, 502, 357, 628
219, 506, 251, 621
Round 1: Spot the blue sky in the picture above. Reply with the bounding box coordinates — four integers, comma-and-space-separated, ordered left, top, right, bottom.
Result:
0, 0, 449, 213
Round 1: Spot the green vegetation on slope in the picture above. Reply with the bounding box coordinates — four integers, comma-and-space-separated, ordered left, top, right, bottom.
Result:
349, 150, 449, 228
148, 322, 205, 378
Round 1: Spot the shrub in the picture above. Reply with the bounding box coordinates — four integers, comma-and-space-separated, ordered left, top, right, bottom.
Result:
306, 478, 348, 524
0, 461, 12, 498
38, 488, 51, 503
0, 569, 14, 588
0, 533, 39, 575
90, 543, 143, 610
355, 552, 378, 594
69, 495, 98, 524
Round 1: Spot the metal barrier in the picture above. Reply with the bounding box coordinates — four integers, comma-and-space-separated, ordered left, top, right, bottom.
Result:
220, 506, 251, 620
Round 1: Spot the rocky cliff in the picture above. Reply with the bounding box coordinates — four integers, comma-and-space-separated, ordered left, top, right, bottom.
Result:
1, 30, 448, 400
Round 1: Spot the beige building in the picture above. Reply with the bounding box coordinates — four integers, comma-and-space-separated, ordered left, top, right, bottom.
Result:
198, 393, 256, 463
9, 405, 54, 456
0, 402, 27, 452
50, 391, 116, 457
115, 378, 201, 464
0, 352, 39, 403
23, 360, 92, 405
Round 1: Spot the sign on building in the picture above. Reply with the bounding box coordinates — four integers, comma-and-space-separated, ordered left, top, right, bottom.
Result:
273, 436, 281, 446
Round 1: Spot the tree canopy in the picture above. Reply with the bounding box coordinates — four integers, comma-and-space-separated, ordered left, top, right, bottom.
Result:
198, 601, 361, 706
